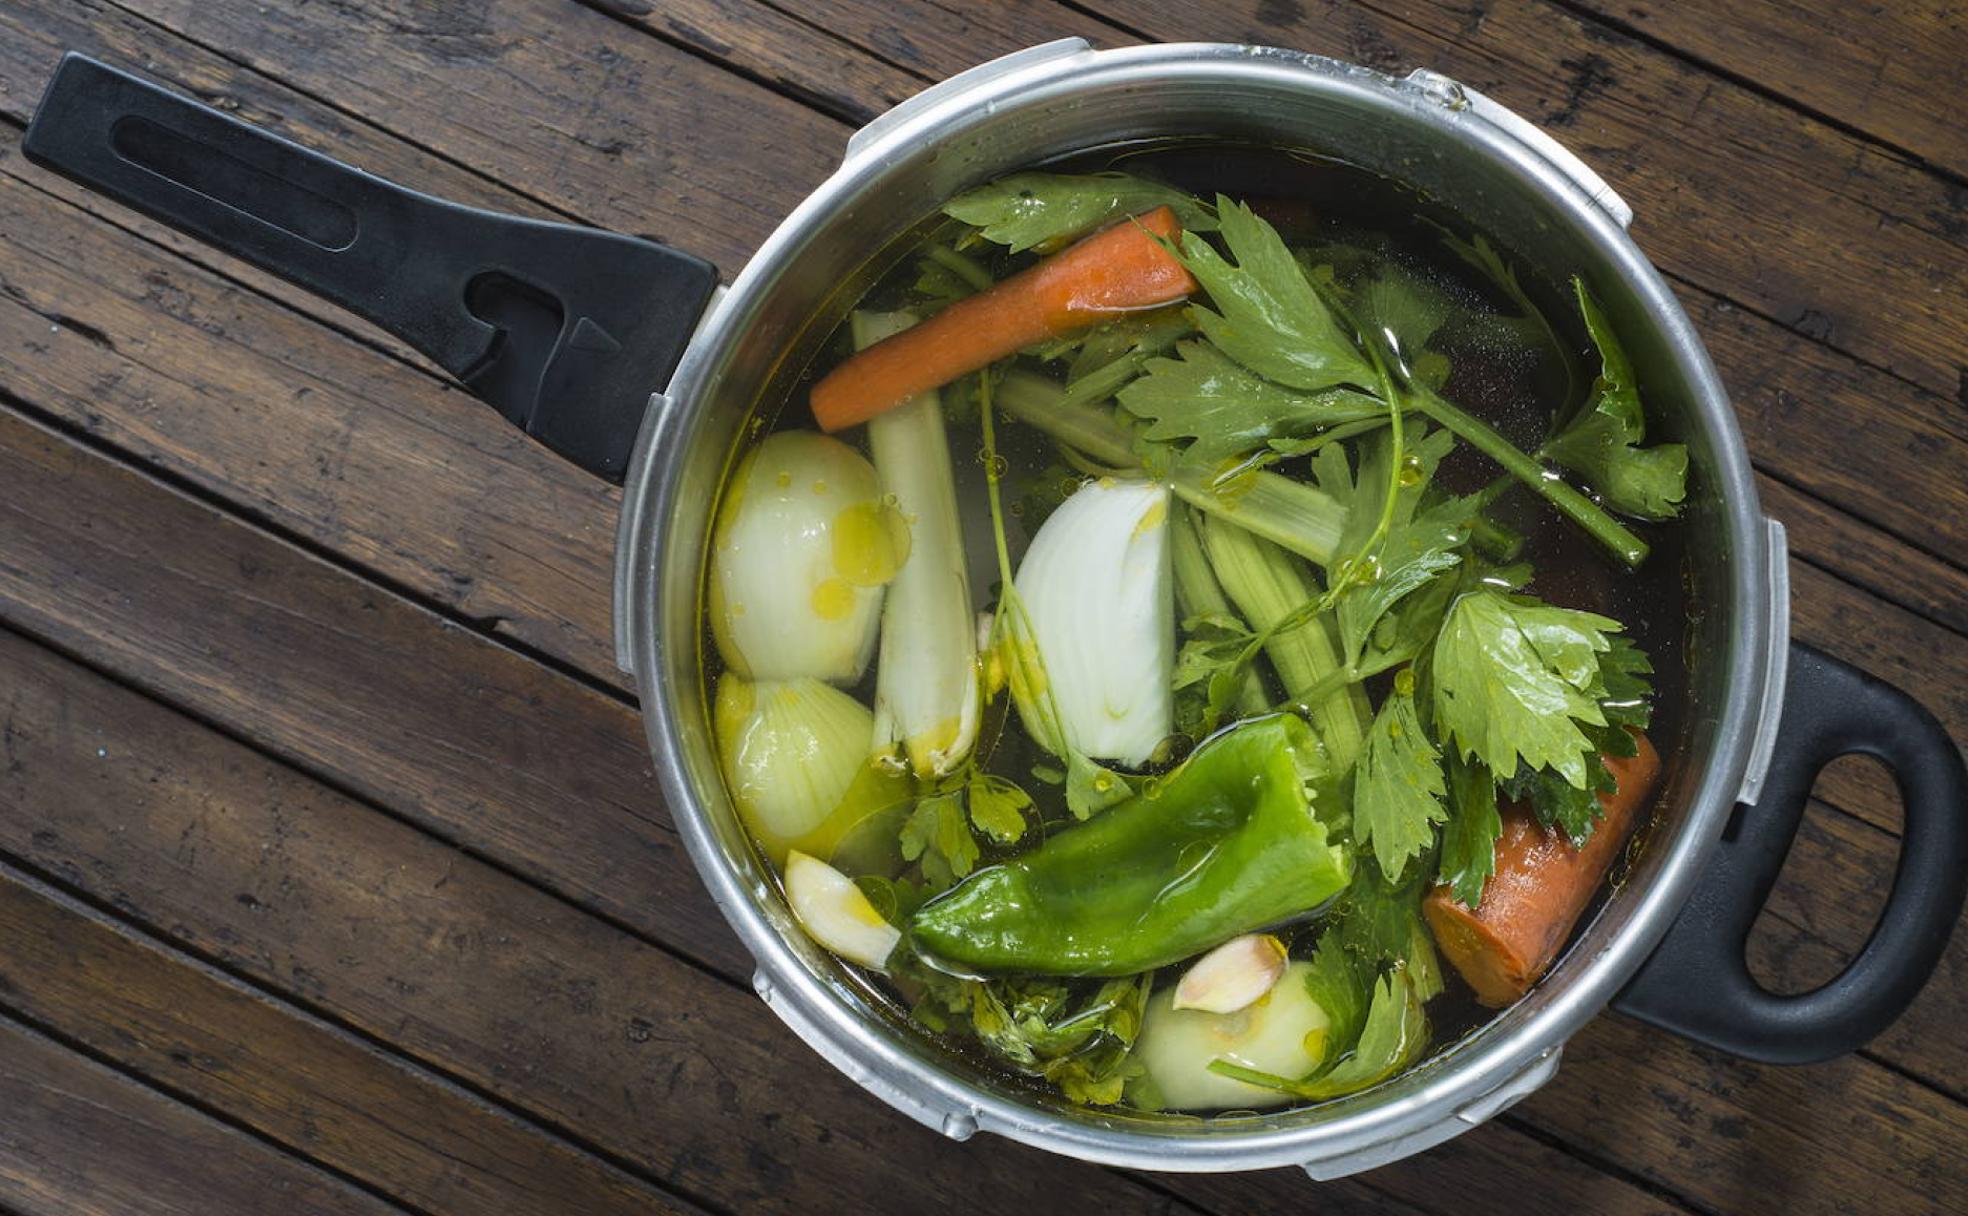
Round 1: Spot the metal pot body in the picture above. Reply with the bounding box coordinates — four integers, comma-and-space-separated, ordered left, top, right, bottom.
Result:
617, 40, 1781, 1177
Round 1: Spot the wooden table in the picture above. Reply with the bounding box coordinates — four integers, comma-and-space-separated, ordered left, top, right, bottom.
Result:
0, 2, 1961, 1212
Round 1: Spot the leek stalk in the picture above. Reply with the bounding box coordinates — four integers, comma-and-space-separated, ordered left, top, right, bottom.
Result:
858, 312, 981, 778
1170, 505, 1267, 718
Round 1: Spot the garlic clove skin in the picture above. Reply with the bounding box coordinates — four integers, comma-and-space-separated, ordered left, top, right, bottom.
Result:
1172, 934, 1289, 1015
784, 850, 902, 970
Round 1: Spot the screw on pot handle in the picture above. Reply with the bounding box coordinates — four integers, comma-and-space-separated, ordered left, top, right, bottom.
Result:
1613, 642, 1968, 1063
21, 53, 718, 482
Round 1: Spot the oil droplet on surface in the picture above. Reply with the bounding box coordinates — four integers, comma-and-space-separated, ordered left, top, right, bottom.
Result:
831, 499, 912, 586
811, 577, 856, 621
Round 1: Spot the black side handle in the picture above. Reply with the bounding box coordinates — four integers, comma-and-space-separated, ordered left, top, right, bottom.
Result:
1614, 642, 1968, 1063
21, 53, 718, 482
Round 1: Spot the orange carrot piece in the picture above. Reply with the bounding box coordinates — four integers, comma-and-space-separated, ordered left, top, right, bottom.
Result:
1425, 731, 1663, 1007
809, 206, 1198, 432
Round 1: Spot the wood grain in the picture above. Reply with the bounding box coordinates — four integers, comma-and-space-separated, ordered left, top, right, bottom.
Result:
1559, 0, 1968, 180
0, 855, 698, 1216
0, 1015, 404, 1216
0, 585, 1223, 1216
1074, 0, 1968, 401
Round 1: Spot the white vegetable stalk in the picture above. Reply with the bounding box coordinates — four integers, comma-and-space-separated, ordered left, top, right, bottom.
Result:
1136, 960, 1332, 1111
784, 851, 900, 970
1012, 477, 1174, 767
714, 674, 908, 866
710, 430, 907, 684
857, 311, 981, 779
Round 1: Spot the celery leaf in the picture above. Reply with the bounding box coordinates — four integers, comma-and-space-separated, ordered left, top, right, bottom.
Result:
1117, 339, 1384, 464
945, 171, 1216, 253
1431, 590, 1621, 788
1437, 752, 1502, 908
1174, 197, 1376, 393
1352, 688, 1448, 884
1541, 280, 1688, 520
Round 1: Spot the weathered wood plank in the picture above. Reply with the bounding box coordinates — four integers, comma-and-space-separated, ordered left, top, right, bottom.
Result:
108, 0, 841, 272
0, 849, 697, 1215
1756, 475, 1968, 638
1070, 0, 1968, 400
0, 153, 627, 685
0, 524, 1371, 1216
607, 0, 911, 120
1534, 1013, 1968, 1216
1560, 0, 1968, 180
0, 1014, 405, 1216
7, 0, 1963, 590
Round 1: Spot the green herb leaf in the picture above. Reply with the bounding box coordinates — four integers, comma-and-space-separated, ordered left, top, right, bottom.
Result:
1541, 280, 1688, 520
900, 964, 1152, 1107
1494, 633, 1655, 847
1353, 687, 1448, 883
1499, 754, 1615, 846
1301, 930, 1369, 1071
944, 171, 1216, 253
1207, 968, 1428, 1100
1065, 750, 1132, 820
1328, 429, 1476, 667
966, 773, 1033, 844
1174, 197, 1375, 393
1437, 751, 1502, 907
898, 791, 981, 890
1172, 610, 1260, 740
1117, 340, 1385, 466
1432, 589, 1622, 788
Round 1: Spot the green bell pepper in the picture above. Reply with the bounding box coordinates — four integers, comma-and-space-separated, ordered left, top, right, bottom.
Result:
908, 715, 1352, 976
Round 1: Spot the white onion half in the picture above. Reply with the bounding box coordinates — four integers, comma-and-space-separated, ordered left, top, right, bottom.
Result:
1012, 477, 1174, 767
715, 674, 908, 866
710, 430, 906, 684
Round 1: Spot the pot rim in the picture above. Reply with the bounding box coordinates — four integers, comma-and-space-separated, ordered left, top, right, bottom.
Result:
626, 40, 1773, 1174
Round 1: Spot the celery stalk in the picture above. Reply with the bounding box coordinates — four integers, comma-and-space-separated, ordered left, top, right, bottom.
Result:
995, 370, 1347, 568
1199, 515, 1369, 770
1171, 506, 1268, 718
859, 312, 981, 778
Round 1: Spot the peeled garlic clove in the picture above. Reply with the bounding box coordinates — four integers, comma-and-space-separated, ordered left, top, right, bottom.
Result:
784, 850, 901, 970
1172, 934, 1289, 1014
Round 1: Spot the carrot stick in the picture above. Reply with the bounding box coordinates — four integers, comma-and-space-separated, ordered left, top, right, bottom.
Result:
810, 206, 1198, 432
1425, 732, 1662, 1007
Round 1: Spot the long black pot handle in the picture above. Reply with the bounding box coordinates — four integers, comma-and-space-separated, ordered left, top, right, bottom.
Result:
1614, 642, 1968, 1063
21, 53, 718, 482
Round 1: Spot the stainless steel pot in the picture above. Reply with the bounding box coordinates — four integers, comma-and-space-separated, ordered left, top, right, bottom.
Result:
25, 40, 1967, 1181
